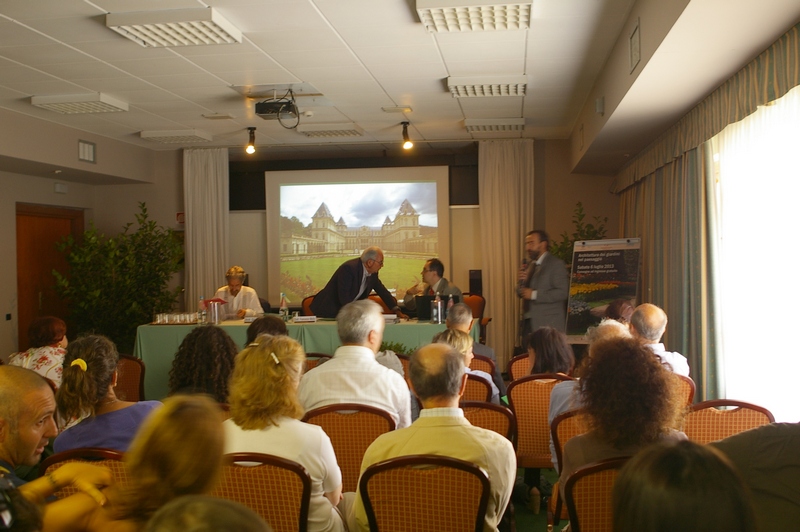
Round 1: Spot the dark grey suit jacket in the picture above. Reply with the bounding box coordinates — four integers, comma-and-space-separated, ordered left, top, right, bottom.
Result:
522, 252, 569, 332
310, 257, 397, 318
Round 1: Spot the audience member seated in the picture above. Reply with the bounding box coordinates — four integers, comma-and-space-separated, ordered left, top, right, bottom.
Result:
432, 328, 499, 404
146, 495, 273, 532
55, 335, 161, 453
710, 422, 800, 531
245, 315, 288, 345
0, 366, 59, 487
613, 440, 757, 532
604, 298, 634, 323
353, 343, 516, 532
213, 266, 262, 319
225, 334, 345, 532
446, 302, 505, 395
43, 395, 225, 532
630, 303, 691, 376
548, 319, 632, 469
559, 337, 686, 498
168, 325, 238, 403
526, 326, 574, 376
522, 326, 575, 509
298, 300, 411, 428
8, 316, 69, 388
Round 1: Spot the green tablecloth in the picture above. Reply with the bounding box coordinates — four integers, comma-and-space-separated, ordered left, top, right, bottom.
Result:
133, 319, 478, 400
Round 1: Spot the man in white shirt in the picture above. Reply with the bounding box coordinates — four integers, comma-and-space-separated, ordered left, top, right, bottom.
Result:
298, 299, 411, 428
353, 343, 516, 532
213, 265, 262, 319
630, 303, 691, 376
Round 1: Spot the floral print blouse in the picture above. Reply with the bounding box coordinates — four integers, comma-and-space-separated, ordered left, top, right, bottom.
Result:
8, 345, 66, 388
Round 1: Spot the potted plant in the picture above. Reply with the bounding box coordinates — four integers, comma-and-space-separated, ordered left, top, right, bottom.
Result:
53, 202, 183, 353
550, 202, 608, 265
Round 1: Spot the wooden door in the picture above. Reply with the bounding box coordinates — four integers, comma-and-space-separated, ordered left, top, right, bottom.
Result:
16, 204, 84, 351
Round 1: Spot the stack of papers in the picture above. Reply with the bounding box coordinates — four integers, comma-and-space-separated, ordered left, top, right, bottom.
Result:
383, 314, 399, 324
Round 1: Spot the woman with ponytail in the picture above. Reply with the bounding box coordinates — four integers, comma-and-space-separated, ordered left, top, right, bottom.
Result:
225, 334, 345, 532
54, 335, 161, 453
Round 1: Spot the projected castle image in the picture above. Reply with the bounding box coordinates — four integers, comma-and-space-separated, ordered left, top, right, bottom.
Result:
281, 199, 438, 256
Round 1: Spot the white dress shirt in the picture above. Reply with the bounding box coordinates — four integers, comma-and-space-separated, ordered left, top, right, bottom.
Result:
213, 285, 262, 318
298, 345, 412, 428
647, 343, 691, 376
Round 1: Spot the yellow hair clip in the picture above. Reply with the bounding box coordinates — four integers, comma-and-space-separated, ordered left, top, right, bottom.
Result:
70, 358, 87, 372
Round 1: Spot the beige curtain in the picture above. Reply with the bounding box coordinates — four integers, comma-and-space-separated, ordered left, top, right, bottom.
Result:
183, 148, 229, 310
478, 139, 535, 370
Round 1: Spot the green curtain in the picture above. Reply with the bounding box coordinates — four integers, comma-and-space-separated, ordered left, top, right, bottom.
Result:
619, 144, 719, 400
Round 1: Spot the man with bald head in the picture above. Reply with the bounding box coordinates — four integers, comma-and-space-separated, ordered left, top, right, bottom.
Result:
353, 343, 516, 531
0, 366, 59, 486
630, 303, 690, 376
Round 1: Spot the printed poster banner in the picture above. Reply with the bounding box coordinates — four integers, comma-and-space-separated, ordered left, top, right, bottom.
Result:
566, 238, 641, 338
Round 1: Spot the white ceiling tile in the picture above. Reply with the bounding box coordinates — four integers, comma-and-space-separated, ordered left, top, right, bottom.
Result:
0, 44, 95, 66
109, 57, 208, 76
437, 40, 526, 62
246, 30, 345, 53
0, 1, 103, 20
38, 62, 131, 81
0, 20, 52, 47
185, 52, 282, 72
74, 40, 175, 62
215, 70, 301, 86
10, 79, 88, 96
446, 59, 526, 77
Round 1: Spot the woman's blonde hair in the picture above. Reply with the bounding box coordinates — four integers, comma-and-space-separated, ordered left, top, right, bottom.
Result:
228, 334, 306, 430
112, 395, 224, 522
432, 328, 474, 362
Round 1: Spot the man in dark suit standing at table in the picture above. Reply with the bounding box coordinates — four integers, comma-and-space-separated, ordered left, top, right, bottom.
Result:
311, 246, 408, 319
517, 230, 569, 336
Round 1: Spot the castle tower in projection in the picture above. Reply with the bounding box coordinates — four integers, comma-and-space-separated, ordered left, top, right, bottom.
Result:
281, 199, 437, 256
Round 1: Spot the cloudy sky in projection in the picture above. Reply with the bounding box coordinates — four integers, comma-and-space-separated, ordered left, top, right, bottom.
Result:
281, 182, 438, 227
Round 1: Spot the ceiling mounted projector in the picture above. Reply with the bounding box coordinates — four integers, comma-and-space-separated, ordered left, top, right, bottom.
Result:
255, 100, 299, 120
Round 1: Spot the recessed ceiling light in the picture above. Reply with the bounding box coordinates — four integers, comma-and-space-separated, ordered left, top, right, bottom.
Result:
106, 8, 242, 48
447, 76, 527, 97
417, 0, 532, 32
140, 130, 213, 143
202, 113, 235, 120
297, 123, 365, 138
31, 93, 128, 114
465, 118, 525, 132
382, 106, 413, 113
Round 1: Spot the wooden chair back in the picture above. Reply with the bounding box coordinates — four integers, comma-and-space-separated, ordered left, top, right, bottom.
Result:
507, 354, 531, 381
368, 294, 392, 313
396, 354, 412, 388
304, 352, 332, 372
464, 373, 492, 402
548, 409, 590, 526
684, 399, 774, 444
115, 355, 145, 401
675, 374, 696, 405
564, 457, 630, 532
470, 354, 496, 376
462, 293, 491, 344
461, 401, 516, 445
507, 373, 573, 468
301, 296, 314, 316
359, 454, 490, 532
302, 403, 396, 492
213, 453, 311, 532
40, 448, 127, 499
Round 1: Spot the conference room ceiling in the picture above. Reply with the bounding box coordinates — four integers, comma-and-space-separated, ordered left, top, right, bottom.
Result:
1, 0, 799, 175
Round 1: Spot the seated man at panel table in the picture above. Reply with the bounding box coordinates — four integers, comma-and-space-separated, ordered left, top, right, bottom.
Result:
298, 299, 411, 428
310, 247, 407, 319
213, 266, 262, 319
630, 303, 691, 376
402, 258, 462, 312
446, 302, 505, 396
353, 343, 516, 532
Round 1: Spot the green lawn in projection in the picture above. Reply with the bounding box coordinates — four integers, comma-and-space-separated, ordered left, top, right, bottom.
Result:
281, 256, 425, 303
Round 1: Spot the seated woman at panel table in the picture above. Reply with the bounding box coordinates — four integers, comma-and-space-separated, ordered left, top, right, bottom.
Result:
55, 335, 161, 453
559, 336, 687, 498
213, 266, 262, 319
43, 395, 225, 532
431, 328, 499, 404
168, 325, 238, 404
8, 316, 69, 388
224, 334, 346, 532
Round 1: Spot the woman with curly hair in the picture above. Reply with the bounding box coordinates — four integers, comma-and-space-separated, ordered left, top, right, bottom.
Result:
225, 334, 345, 532
43, 394, 225, 532
8, 316, 68, 387
55, 335, 161, 453
559, 336, 686, 496
168, 325, 238, 403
